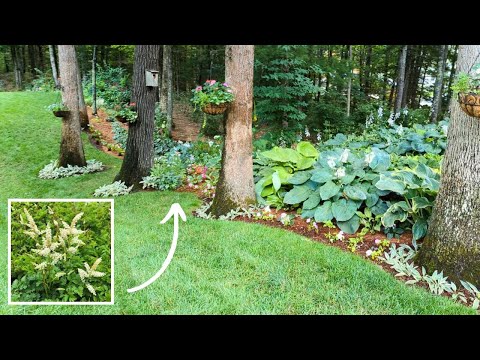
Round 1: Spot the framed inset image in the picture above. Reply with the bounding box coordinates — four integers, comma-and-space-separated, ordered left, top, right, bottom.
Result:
8, 199, 114, 305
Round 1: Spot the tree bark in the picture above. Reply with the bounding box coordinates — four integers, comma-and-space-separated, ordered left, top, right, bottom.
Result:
92, 45, 97, 115
10, 45, 23, 89
37, 45, 45, 71
76, 47, 89, 129
346, 45, 352, 117
28, 45, 36, 76
48, 45, 59, 88
167, 46, 174, 135
57, 45, 87, 167
115, 45, 160, 188
209, 45, 256, 216
445, 45, 459, 107
416, 45, 480, 287
363, 45, 372, 95
394, 45, 408, 114
430, 45, 448, 123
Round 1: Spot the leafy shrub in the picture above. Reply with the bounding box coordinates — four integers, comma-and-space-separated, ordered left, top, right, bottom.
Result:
10, 202, 111, 302
28, 68, 56, 92
141, 156, 186, 190
191, 80, 234, 109
93, 181, 133, 197
39, 160, 104, 179
83, 66, 131, 109
111, 122, 128, 149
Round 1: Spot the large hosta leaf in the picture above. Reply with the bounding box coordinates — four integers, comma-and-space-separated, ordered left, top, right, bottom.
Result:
337, 214, 360, 234
369, 148, 391, 172
296, 156, 316, 170
314, 201, 333, 222
272, 172, 281, 191
288, 171, 311, 185
381, 202, 409, 228
412, 218, 428, 241
303, 192, 321, 210
344, 185, 367, 201
297, 141, 319, 158
283, 185, 312, 205
375, 174, 406, 195
412, 196, 433, 211
310, 169, 333, 183
319, 180, 340, 200
262, 147, 301, 164
331, 199, 357, 222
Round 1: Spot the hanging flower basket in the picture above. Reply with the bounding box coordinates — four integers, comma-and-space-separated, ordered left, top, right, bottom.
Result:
53, 110, 70, 118
202, 103, 229, 115
458, 92, 480, 118
115, 115, 128, 124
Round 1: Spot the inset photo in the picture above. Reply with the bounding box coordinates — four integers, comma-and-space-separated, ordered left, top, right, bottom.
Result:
8, 199, 114, 305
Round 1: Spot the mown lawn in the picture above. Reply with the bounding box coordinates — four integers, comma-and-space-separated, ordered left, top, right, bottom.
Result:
0, 92, 474, 314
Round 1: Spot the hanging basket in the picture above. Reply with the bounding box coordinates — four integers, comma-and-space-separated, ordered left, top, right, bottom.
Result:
458, 92, 480, 118
201, 103, 229, 115
53, 110, 70, 118
115, 115, 128, 124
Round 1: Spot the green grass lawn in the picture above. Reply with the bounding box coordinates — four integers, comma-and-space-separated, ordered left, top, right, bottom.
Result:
0, 92, 474, 314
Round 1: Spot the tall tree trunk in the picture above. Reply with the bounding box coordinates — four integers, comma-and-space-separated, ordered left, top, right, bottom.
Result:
401, 45, 414, 108
346, 45, 352, 117
57, 45, 87, 167
382, 47, 390, 102
92, 45, 97, 115
445, 45, 459, 107
115, 45, 160, 188
48, 45, 59, 88
430, 45, 448, 123
325, 47, 332, 92
76, 48, 88, 128
416, 45, 480, 287
160, 45, 173, 136
167, 46, 174, 135
37, 45, 45, 71
394, 45, 408, 114
364, 45, 372, 95
209, 45, 256, 216
408, 45, 423, 108
28, 45, 36, 76
417, 65, 428, 107
10, 46, 23, 89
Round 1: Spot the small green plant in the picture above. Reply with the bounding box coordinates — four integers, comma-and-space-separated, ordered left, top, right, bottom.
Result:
191, 80, 234, 109
93, 181, 133, 197
365, 238, 391, 260
141, 156, 186, 191
306, 218, 319, 233
45, 103, 68, 112
347, 228, 368, 252
322, 220, 339, 243
451, 64, 480, 95
278, 213, 294, 226
115, 102, 137, 123
253, 206, 276, 221
38, 160, 104, 179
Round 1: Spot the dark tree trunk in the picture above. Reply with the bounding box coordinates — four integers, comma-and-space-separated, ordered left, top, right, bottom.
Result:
382, 47, 390, 102
28, 45, 36, 76
37, 45, 45, 71
92, 45, 97, 115
445, 45, 459, 107
417, 45, 480, 287
401, 45, 414, 108
430, 45, 448, 123
76, 47, 88, 129
115, 45, 160, 188
325, 47, 332, 92
417, 65, 428, 107
408, 45, 423, 108
48, 45, 59, 88
57, 45, 87, 167
209, 45, 256, 216
394, 45, 408, 114
160, 45, 173, 136
363, 45, 372, 95
10, 45, 23, 89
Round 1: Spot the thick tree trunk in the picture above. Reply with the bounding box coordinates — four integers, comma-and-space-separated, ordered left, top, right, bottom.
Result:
48, 45, 59, 88
115, 45, 160, 188
57, 45, 87, 167
430, 45, 448, 123
92, 45, 97, 115
37, 45, 45, 71
417, 45, 480, 287
445, 45, 459, 107
394, 45, 408, 114
346, 45, 352, 117
159, 45, 171, 112
75, 48, 88, 129
209, 45, 256, 216
10, 45, 23, 89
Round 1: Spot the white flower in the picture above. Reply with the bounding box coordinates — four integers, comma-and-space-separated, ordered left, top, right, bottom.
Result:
304, 126, 310, 138
34, 262, 47, 271
441, 124, 448, 135
365, 114, 374, 128
374, 239, 381, 245
366, 249, 373, 257
85, 283, 97, 296
67, 246, 78, 254
336, 231, 345, 241
340, 149, 350, 163
264, 206, 271, 213
335, 167, 346, 178
208, 141, 214, 147
316, 133, 322, 142
306, 218, 311, 223
327, 157, 336, 169
377, 107, 383, 118
365, 152, 375, 165
280, 213, 287, 219
396, 125, 404, 135
256, 212, 261, 217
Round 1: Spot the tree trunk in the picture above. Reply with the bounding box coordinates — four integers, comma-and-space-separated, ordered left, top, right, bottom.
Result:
167, 46, 174, 135
346, 45, 352, 117
159, 45, 171, 113
445, 45, 459, 107
209, 45, 256, 216
76, 48, 88, 129
28, 45, 36, 76
401, 45, 414, 108
48, 45, 59, 88
57, 45, 87, 167
92, 45, 97, 115
382, 46, 390, 102
394, 45, 408, 114
430, 45, 448, 123
37, 45, 45, 71
115, 45, 160, 188
417, 65, 428, 107
364, 45, 372, 95
10, 46, 23, 89
325, 47, 332, 92
416, 45, 480, 287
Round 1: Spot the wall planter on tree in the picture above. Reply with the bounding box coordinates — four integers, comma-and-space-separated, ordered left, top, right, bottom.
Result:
191, 80, 234, 126
452, 62, 480, 118
115, 102, 137, 124
46, 103, 70, 118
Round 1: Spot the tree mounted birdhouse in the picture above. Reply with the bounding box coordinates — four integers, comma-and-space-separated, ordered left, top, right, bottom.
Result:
145, 70, 159, 87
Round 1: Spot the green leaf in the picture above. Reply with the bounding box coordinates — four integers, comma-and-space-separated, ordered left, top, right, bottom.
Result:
296, 157, 315, 170
262, 147, 301, 164
297, 141, 318, 158
412, 218, 428, 241
314, 201, 334, 222
375, 175, 406, 195
272, 172, 281, 192
272, 166, 293, 183
369, 148, 391, 172
331, 199, 357, 222
261, 185, 274, 197
412, 197, 433, 211
337, 215, 360, 234
365, 192, 379, 208
310, 169, 333, 183
288, 171, 311, 185
303, 192, 321, 210
382, 203, 408, 228
319, 180, 340, 200
344, 185, 367, 201
371, 200, 389, 215
340, 174, 356, 185
283, 185, 312, 205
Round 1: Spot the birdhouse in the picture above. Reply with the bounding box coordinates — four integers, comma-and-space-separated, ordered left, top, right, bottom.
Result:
145, 70, 159, 87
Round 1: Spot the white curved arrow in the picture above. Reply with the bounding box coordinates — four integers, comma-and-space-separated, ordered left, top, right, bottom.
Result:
127, 203, 186, 293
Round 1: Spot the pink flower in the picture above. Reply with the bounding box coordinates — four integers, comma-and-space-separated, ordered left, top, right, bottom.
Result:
210, 80, 216, 85
205, 80, 211, 84
306, 218, 311, 223
374, 239, 381, 245
195, 86, 202, 91
313, 222, 318, 229
223, 82, 228, 87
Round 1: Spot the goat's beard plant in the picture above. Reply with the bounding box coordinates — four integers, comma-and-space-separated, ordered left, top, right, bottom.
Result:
11, 207, 109, 302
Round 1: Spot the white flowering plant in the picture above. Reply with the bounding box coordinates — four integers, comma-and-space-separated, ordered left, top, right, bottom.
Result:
10, 202, 112, 302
